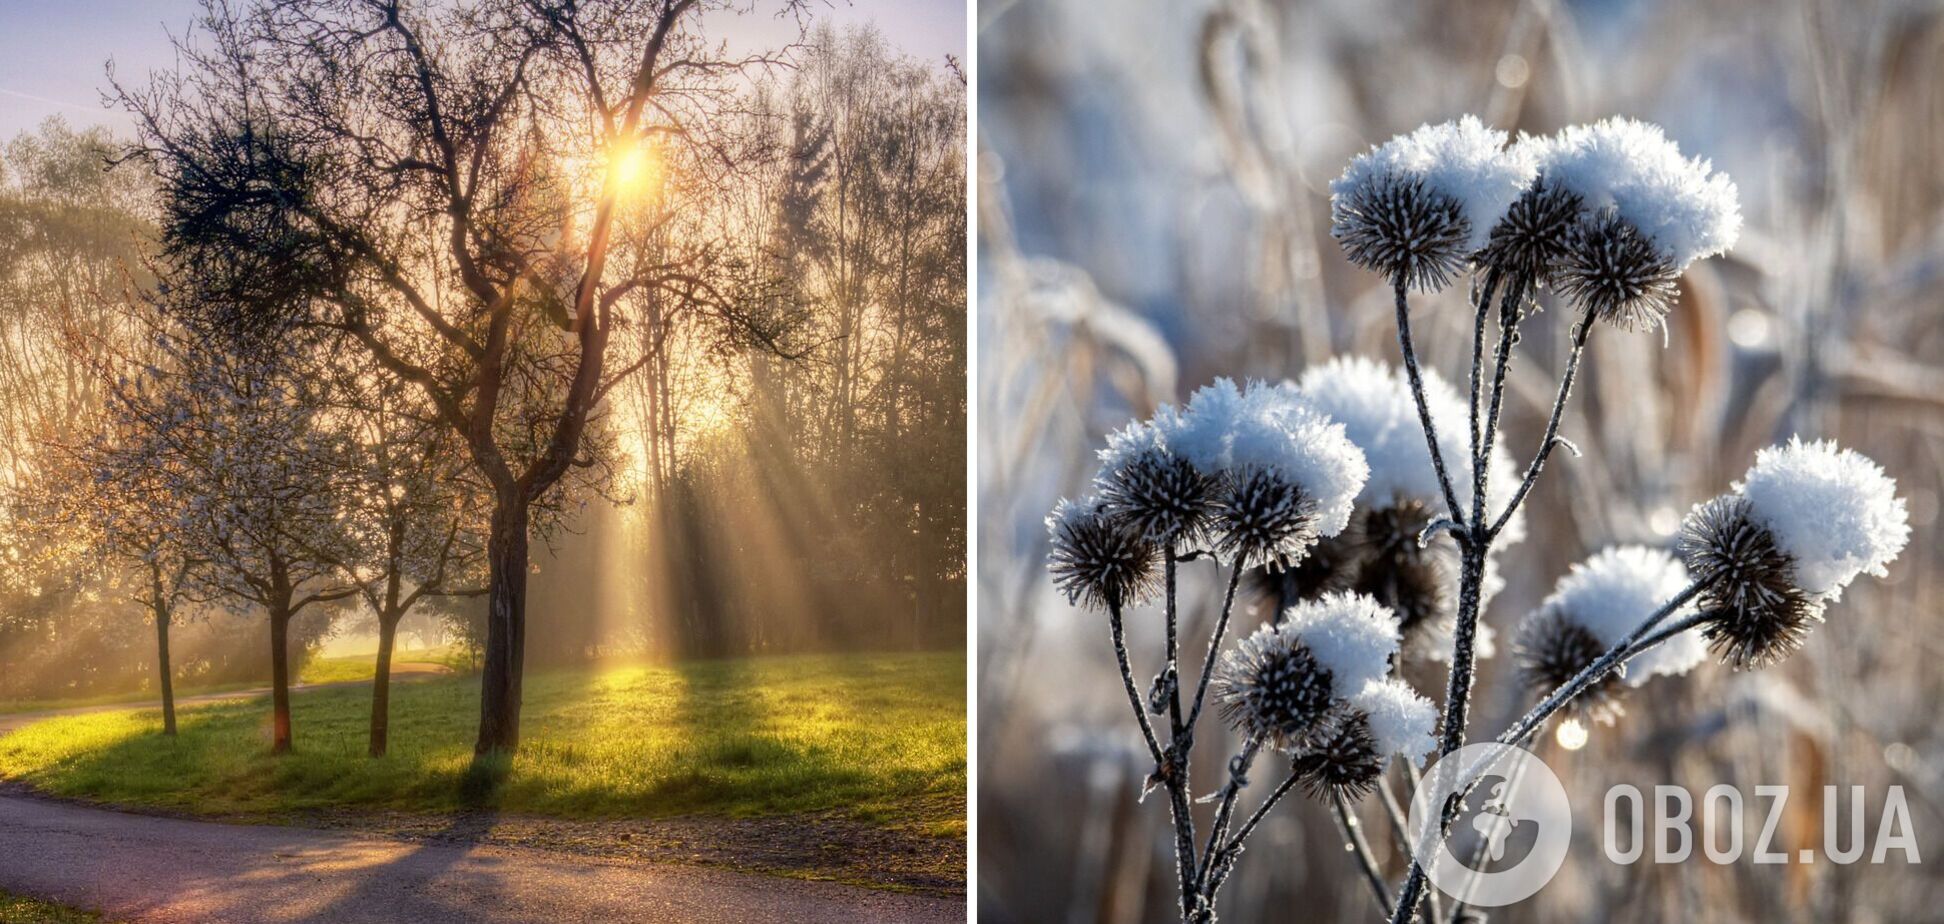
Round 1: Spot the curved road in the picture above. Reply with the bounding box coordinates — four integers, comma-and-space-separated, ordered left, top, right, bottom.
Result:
0, 794, 962, 923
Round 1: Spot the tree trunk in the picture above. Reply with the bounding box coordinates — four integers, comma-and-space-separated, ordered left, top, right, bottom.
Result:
369, 613, 399, 757
475, 495, 530, 755
154, 604, 177, 737
269, 604, 293, 755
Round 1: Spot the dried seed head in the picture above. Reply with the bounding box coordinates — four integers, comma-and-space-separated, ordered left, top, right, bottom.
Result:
1292, 706, 1384, 800
1215, 467, 1323, 571
1477, 179, 1584, 281
1346, 499, 1457, 641
1557, 209, 1681, 331
1679, 495, 1825, 668
1515, 607, 1627, 724
1094, 419, 1219, 548
1046, 497, 1161, 611
1216, 625, 1337, 750
1331, 174, 1472, 292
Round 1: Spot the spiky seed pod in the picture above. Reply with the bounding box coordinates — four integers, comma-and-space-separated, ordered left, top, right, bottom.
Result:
1345, 500, 1458, 644
1244, 510, 1366, 617
1291, 706, 1384, 800
1215, 468, 1323, 570
1514, 608, 1627, 724
1331, 174, 1472, 292
1046, 497, 1162, 611
1678, 495, 1825, 668
1216, 626, 1337, 750
1557, 209, 1682, 331
1476, 179, 1584, 282
1095, 442, 1219, 549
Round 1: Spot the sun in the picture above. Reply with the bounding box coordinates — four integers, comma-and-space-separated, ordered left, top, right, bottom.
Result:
607, 142, 661, 198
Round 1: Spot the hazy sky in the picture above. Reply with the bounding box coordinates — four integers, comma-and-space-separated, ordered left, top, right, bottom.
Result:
0, 0, 965, 140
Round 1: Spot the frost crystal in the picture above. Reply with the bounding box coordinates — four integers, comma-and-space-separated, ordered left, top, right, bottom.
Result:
1736, 437, 1910, 598
1157, 380, 1369, 567
1334, 116, 1532, 253
1331, 117, 1532, 290
1294, 356, 1522, 540
1529, 545, 1707, 685
1350, 677, 1438, 766
1526, 117, 1742, 271
1281, 591, 1402, 697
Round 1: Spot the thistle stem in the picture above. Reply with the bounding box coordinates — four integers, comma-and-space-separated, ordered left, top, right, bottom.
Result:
1108, 601, 1168, 771
1394, 278, 1467, 528
1195, 739, 1261, 892
1333, 789, 1396, 917
1488, 305, 1595, 540
1108, 601, 1198, 921
1184, 558, 1246, 735
1165, 548, 1185, 735
1200, 770, 1302, 909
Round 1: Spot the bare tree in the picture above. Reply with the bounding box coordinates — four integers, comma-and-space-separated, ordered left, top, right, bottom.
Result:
119, 0, 802, 753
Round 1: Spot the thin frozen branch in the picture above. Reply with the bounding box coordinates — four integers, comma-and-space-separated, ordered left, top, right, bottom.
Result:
1488, 305, 1596, 540
1393, 278, 1467, 527
1332, 789, 1395, 917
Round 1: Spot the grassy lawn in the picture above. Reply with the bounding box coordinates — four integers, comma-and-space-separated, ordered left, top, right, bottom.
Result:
0, 652, 964, 836
0, 891, 102, 923
0, 648, 462, 715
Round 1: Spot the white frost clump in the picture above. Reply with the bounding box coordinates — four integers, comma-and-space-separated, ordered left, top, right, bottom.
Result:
1538, 545, 1707, 685
1162, 378, 1371, 538
1333, 116, 1534, 251
1161, 378, 1250, 475
1295, 357, 1523, 541
1283, 592, 1402, 696
1352, 677, 1438, 766
1736, 437, 1910, 598
1519, 117, 1742, 270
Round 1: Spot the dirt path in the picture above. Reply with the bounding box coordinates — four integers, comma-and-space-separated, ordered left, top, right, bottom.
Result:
0, 794, 961, 923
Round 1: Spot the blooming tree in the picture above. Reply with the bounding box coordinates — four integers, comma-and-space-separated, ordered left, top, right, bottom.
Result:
105, 334, 360, 754
1047, 116, 1910, 923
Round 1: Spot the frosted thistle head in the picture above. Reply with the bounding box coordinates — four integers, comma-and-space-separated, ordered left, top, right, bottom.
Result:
1680, 439, 1908, 667
1515, 546, 1706, 722
1094, 413, 1219, 548
1557, 209, 1682, 330
1216, 625, 1339, 751
1046, 496, 1161, 611
1293, 677, 1436, 798
1476, 172, 1584, 281
1678, 496, 1823, 668
1167, 380, 1367, 568
1346, 499, 1459, 643
1291, 706, 1384, 799
1330, 117, 1532, 291
1529, 117, 1742, 330
1217, 592, 1402, 751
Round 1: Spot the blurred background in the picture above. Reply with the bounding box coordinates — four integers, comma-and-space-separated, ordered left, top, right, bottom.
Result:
975, 0, 1944, 921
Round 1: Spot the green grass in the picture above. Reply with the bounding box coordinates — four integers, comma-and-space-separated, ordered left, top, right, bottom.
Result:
0, 652, 964, 834
296, 647, 460, 685
0, 891, 101, 923
0, 648, 462, 714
